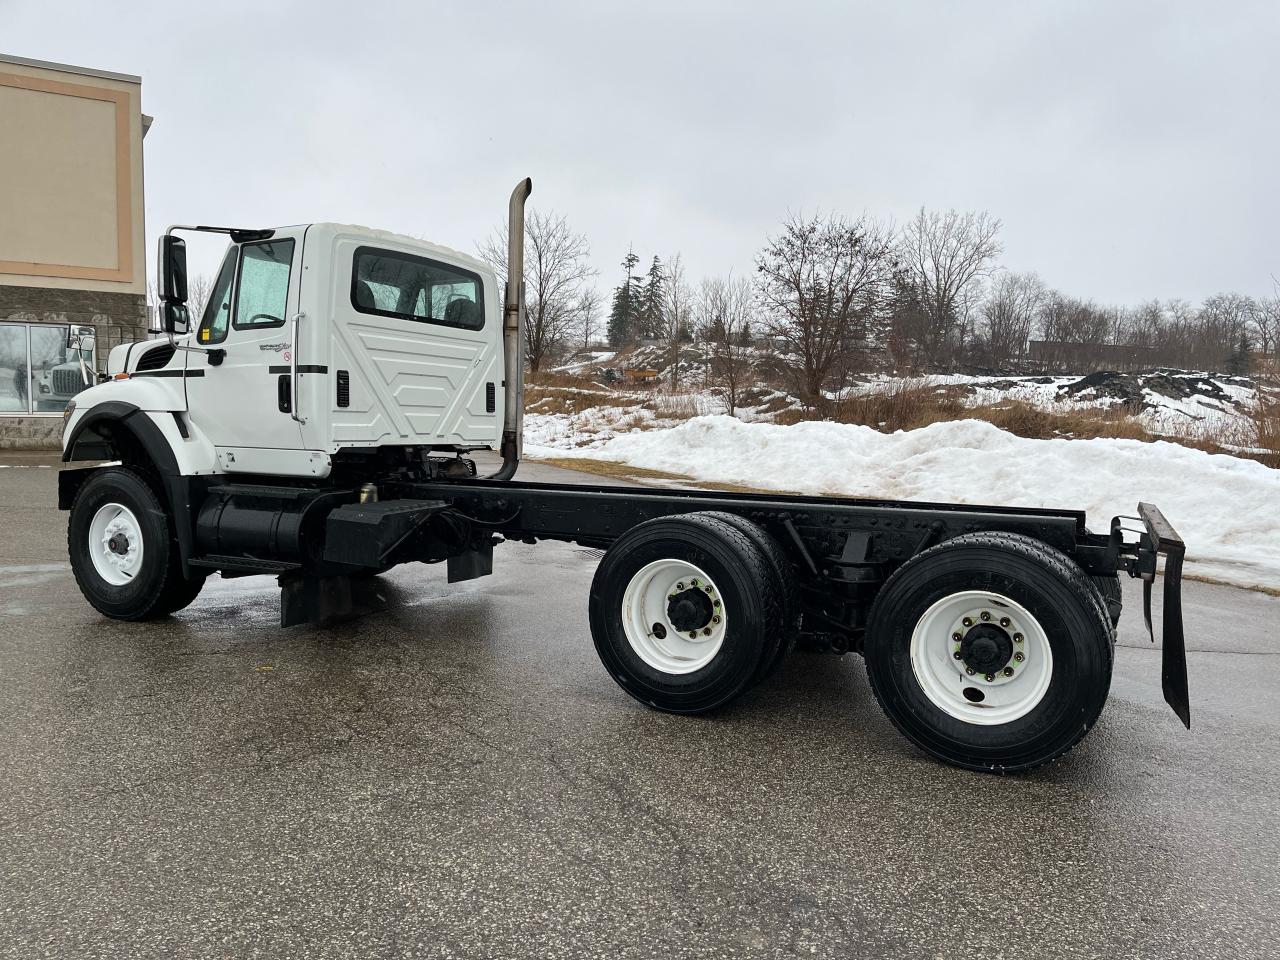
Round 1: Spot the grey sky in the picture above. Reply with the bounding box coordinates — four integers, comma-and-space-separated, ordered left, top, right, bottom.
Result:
3, 0, 1277, 305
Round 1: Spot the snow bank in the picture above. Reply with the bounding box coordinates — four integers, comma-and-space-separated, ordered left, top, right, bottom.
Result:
529, 415, 1280, 592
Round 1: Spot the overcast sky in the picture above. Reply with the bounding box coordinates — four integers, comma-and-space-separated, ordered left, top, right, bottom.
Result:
3, 0, 1278, 303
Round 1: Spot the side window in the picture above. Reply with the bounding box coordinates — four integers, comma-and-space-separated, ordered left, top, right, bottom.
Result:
351, 246, 484, 330
198, 247, 237, 344
234, 239, 295, 330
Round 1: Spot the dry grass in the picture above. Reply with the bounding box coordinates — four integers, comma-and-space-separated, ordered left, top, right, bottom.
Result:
790, 380, 1155, 443
1246, 391, 1280, 468
646, 390, 704, 419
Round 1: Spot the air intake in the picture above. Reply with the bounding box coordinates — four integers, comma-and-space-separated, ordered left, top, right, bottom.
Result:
135, 343, 176, 371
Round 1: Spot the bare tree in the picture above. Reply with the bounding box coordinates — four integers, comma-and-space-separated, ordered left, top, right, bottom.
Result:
898, 208, 1002, 366
1254, 278, 1280, 366
755, 212, 896, 411
699, 274, 756, 416
187, 274, 214, 326
981, 271, 1046, 369
576, 286, 602, 350
661, 254, 693, 388
478, 210, 596, 372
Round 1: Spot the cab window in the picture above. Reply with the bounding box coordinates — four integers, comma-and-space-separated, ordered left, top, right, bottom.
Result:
351, 246, 484, 330
234, 240, 295, 330
197, 248, 236, 344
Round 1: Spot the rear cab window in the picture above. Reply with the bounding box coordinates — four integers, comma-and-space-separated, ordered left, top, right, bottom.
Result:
350, 247, 484, 330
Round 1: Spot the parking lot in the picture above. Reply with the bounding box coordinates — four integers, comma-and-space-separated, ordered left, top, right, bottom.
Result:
2, 453, 1278, 959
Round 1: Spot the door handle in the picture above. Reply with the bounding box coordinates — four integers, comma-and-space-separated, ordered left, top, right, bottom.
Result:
290, 311, 306, 424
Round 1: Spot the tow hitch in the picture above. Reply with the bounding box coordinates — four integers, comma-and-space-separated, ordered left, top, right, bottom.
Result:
1122, 502, 1190, 728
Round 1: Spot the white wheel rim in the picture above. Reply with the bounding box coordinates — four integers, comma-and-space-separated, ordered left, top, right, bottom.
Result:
88, 502, 145, 586
621, 559, 727, 674
909, 590, 1053, 725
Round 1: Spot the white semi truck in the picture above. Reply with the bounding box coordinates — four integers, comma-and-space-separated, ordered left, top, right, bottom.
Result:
58, 179, 1190, 773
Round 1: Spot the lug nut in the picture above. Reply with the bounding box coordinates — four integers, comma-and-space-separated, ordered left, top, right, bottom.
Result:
952, 632, 963, 642
712, 615, 721, 624
713, 599, 721, 608
980, 611, 991, 622
690, 578, 699, 587
704, 585, 713, 593
1014, 651, 1024, 663
985, 674, 995, 682
1003, 667, 1015, 677
703, 628, 712, 636
953, 651, 962, 660
962, 617, 973, 627
1013, 633, 1024, 643
676, 582, 685, 591
689, 631, 698, 640
999, 617, 1011, 628
965, 667, 975, 676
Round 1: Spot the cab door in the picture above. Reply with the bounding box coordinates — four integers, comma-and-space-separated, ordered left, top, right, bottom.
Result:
296, 230, 503, 453
184, 229, 323, 476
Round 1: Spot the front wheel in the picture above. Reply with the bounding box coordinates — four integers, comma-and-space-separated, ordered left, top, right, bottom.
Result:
864, 532, 1113, 773
68, 466, 202, 620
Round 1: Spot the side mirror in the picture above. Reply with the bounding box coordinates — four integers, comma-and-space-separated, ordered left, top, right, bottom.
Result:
162, 301, 190, 335
67, 324, 96, 356
161, 235, 188, 302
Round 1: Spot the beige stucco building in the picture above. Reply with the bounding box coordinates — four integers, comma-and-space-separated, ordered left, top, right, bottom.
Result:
0, 53, 152, 447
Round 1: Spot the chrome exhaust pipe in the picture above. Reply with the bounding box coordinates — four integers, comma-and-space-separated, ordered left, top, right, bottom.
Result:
487, 177, 532, 481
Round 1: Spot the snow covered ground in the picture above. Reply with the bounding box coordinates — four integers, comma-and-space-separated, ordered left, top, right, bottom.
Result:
527, 415, 1280, 592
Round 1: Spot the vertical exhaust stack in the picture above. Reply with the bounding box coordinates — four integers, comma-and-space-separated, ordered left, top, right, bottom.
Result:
488, 177, 532, 481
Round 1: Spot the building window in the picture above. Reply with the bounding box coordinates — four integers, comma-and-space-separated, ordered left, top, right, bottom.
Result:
0, 321, 95, 415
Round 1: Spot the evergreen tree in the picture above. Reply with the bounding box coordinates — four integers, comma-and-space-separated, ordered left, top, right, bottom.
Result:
638, 256, 665, 340
607, 249, 641, 347
1227, 333, 1252, 375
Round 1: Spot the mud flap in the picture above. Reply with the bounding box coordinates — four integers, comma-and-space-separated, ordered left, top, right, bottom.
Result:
1137, 502, 1190, 729
279, 573, 387, 627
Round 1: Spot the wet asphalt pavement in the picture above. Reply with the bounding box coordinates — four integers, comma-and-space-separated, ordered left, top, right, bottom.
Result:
1, 452, 1278, 959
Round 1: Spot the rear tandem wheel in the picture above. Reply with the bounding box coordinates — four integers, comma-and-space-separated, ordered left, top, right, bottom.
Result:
863, 532, 1114, 773
587, 512, 785, 714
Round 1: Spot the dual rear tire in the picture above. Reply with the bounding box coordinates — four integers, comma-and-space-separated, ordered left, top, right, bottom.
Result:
864, 532, 1114, 772
588, 513, 795, 714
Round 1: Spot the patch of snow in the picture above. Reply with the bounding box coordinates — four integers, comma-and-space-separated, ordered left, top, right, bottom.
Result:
530, 415, 1280, 592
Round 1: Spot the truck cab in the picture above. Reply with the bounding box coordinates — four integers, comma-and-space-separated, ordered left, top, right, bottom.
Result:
66, 224, 507, 479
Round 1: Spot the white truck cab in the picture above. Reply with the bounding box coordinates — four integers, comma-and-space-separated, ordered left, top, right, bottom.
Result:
67, 223, 507, 479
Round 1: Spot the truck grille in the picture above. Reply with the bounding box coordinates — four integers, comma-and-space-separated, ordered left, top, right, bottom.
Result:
52, 368, 84, 396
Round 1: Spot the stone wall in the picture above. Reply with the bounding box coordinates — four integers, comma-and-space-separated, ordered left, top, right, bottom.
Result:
1, 284, 148, 449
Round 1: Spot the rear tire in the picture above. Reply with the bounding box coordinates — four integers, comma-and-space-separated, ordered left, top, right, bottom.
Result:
1092, 574, 1123, 629
589, 513, 779, 714
68, 466, 200, 621
694, 511, 799, 683
864, 532, 1113, 773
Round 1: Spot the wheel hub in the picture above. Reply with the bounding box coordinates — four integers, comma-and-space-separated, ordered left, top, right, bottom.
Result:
107, 533, 130, 555
959, 623, 1013, 675
667, 588, 713, 632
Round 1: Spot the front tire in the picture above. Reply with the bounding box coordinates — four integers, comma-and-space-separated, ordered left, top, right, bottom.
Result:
864, 532, 1113, 773
68, 466, 201, 621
